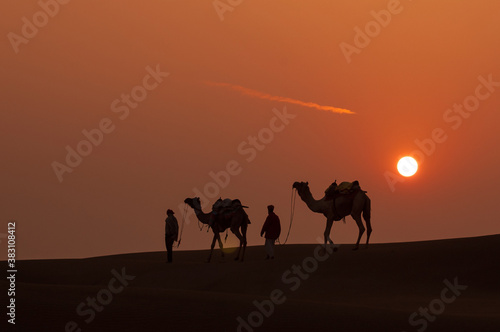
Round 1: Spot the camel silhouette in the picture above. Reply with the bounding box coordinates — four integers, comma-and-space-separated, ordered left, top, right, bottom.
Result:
292, 181, 372, 251
184, 197, 250, 262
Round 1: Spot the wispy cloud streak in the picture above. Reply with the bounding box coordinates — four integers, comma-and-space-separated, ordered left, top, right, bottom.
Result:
206, 81, 354, 115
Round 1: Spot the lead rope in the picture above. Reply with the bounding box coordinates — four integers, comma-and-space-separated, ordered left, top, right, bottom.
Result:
279, 187, 296, 245
177, 203, 188, 248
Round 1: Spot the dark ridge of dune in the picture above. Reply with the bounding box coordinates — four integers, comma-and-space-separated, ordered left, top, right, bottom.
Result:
2, 235, 499, 332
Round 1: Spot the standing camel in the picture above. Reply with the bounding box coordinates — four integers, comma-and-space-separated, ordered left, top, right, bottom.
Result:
184, 197, 250, 262
292, 181, 372, 251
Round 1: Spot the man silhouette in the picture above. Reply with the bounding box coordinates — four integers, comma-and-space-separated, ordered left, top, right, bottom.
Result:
260, 205, 281, 259
165, 209, 179, 263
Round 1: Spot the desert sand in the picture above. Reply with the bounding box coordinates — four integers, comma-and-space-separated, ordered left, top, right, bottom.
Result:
2, 235, 499, 332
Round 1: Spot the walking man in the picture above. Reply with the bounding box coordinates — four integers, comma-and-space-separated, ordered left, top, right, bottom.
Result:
260, 205, 281, 259
165, 209, 179, 263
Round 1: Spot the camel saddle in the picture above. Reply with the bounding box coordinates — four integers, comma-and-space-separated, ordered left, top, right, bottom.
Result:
325, 180, 364, 201
325, 180, 366, 201
212, 198, 248, 216
325, 180, 365, 221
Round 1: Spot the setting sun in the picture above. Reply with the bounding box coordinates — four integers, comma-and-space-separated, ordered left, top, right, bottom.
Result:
397, 156, 418, 177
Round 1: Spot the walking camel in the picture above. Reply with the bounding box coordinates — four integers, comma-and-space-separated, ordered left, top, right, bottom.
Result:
184, 197, 250, 262
292, 181, 372, 251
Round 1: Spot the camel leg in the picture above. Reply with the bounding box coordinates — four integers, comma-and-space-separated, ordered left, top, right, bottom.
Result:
230, 212, 248, 262
217, 233, 225, 258
328, 231, 335, 249
207, 233, 219, 263
240, 225, 247, 262
324, 219, 337, 253
231, 226, 246, 262
352, 213, 365, 251
365, 222, 372, 249
363, 197, 372, 249
364, 216, 372, 249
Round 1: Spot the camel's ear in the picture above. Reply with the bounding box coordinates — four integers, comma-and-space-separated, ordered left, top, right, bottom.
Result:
306, 182, 309, 185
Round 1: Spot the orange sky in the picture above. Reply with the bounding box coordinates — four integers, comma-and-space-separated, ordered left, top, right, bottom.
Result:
2, 0, 500, 259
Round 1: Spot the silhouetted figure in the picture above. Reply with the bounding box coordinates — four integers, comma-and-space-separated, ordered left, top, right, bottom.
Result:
165, 209, 179, 263
260, 205, 281, 259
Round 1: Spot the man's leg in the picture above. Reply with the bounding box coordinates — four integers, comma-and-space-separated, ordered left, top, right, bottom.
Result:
269, 239, 275, 258
167, 237, 173, 262
265, 238, 272, 259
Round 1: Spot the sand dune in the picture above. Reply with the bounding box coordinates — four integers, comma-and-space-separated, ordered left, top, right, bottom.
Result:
2, 235, 499, 332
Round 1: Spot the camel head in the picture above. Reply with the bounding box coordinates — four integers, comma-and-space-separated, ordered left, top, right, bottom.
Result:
293, 182, 312, 201
193, 197, 201, 208
184, 197, 194, 207
184, 197, 202, 210
292, 181, 309, 193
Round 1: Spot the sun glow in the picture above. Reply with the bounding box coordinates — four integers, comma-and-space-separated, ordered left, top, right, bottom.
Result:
397, 156, 418, 177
